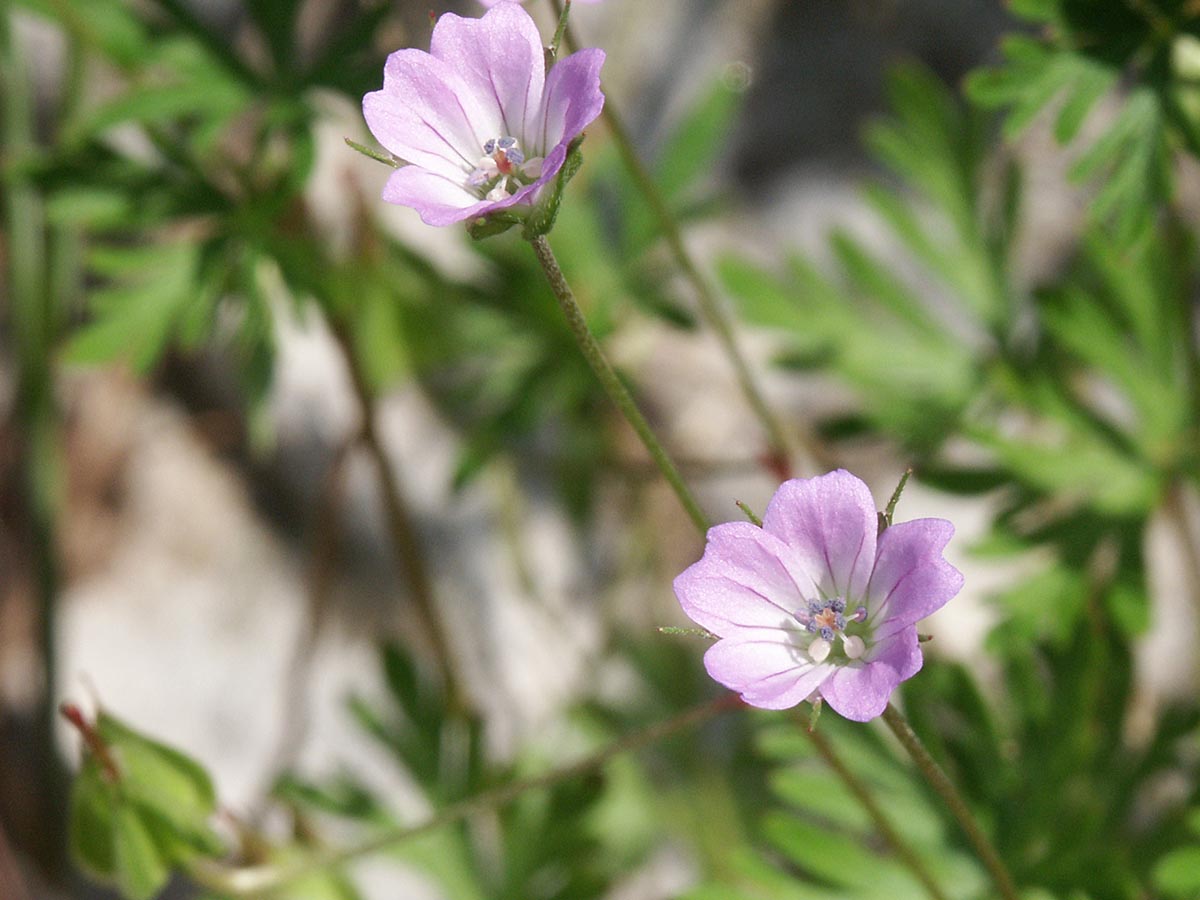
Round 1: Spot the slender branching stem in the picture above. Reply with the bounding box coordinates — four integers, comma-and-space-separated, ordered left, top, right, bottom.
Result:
190, 693, 742, 896
328, 322, 466, 714
529, 234, 710, 533
881, 704, 1020, 900
546, 0, 802, 477
800, 717, 950, 900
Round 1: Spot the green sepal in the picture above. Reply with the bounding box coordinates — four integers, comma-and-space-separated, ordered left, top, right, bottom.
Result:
344, 137, 401, 168
522, 136, 586, 240
467, 211, 523, 240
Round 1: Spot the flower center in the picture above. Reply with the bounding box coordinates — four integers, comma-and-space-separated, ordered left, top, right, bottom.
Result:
467, 136, 544, 203
795, 598, 868, 664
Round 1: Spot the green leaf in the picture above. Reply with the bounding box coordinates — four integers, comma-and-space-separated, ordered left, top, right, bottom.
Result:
350, 279, 409, 392
971, 406, 1158, 517
828, 231, 942, 339
655, 79, 740, 203
45, 188, 134, 229
69, 761, 118, 880
113, 806, 170, 900
64, 243, 204, 373
19, 0, 152, 68
717, 257, 809, 333
967, 33, 1166, 247
243, 0, 302, 71
96, 712, 223, 856
69, 78, 247, 142
1153, 847, 1200, 898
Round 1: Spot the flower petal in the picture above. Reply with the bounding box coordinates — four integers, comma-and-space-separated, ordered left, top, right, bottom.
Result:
429, 4, 545, 145
817, 625, 922, 721
364, 49, 498, 177
538, 47, 605, 155
703, 638, 834, 710
380, 166, 490, 225
761, 470, 878, 602
673, 521, 812, 637
867, 518, 963, 639
478, 0, 604, 6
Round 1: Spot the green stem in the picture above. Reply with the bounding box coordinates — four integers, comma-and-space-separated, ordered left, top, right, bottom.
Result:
881, 704, 1020, 900
2, 7, 68, 875
549, 0, 571, 61
529, 234, 710, 533
546, 0, 802, 476
802, 718, 950, 900
190, 693, 742, 896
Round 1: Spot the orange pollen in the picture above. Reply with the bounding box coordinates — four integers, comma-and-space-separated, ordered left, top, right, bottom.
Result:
814, 608, 839, 630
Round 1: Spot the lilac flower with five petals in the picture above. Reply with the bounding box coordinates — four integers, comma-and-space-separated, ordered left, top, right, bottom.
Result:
673, 470, 963, 721
363, 3, 604, 226
479, 0, 602, 5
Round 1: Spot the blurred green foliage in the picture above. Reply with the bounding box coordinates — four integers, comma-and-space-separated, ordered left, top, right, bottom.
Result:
67, 709, 223, 900
4, 0, 1200, 897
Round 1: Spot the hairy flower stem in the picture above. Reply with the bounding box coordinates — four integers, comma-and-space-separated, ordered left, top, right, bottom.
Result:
882, 704, 1020, 900
546, 0, 800, 478
529, 234, 710, 533
800, 717, 950, 900
328, 322, 466, 715
190, 693, 742, 896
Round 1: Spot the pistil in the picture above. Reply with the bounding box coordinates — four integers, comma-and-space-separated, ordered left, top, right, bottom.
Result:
467, 136, 543, 202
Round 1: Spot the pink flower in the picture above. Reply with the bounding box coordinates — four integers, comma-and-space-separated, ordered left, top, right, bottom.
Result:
480, 0, 602, 5
363, 3, 604, 226
673, 470, 963, 721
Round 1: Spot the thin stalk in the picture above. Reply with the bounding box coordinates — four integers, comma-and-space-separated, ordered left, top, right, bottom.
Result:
257, 438, 356, 802
800, 717, 950, 900
529, 234, 710, 533
327, 322, 466, 714
2, 7, 68, 874
190, 693, 742, 896
546, 0, 801, 477
881, 704, 1020, 900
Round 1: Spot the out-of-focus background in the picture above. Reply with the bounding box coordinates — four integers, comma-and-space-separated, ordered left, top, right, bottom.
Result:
4, 1, 1200, 899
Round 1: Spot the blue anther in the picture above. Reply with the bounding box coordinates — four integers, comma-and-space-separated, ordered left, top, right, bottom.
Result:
497, 136, 518, 150
806, 621, 817, 633
830, 598, 846, 613
835, 614, 845, 629
853, 606, 867, 622
483, 138, 497, 154
820, 626, 835, 641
